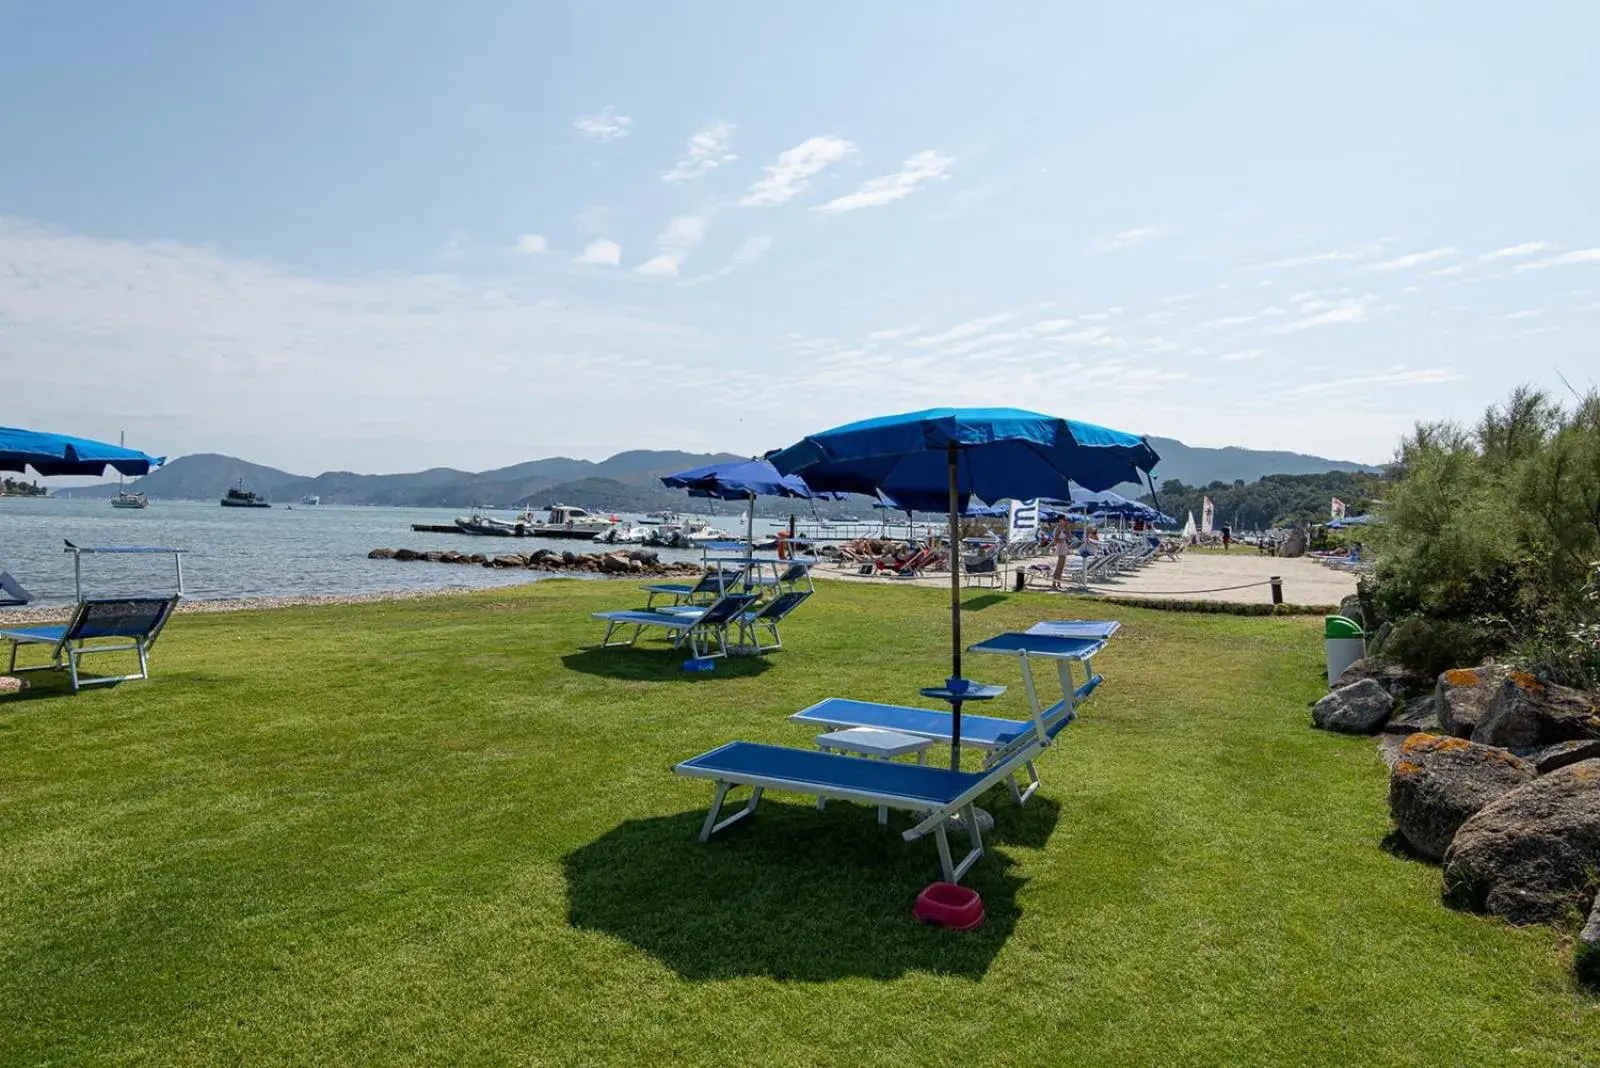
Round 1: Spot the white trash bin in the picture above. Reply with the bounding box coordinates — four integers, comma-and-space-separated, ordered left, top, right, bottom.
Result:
1324, 615, 1367, 686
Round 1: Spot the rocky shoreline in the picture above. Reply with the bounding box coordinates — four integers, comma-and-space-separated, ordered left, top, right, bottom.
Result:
367, 546, 700, 577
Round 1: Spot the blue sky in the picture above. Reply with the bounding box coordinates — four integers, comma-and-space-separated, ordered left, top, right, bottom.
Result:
3, 1, 1597, 475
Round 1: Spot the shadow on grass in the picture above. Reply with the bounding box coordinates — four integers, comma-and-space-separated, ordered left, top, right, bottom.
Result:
560, 646, 773, 683
564, 793, 1059, 981
0, 669, 124, 706
960, 593, 1008, 612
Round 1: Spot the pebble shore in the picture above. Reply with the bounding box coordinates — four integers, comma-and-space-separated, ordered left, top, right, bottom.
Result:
0, 584, 507, 627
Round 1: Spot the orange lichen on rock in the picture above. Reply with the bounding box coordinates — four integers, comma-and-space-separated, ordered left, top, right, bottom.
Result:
1507, 669, 1543, 693
1443, 668, 1483, 687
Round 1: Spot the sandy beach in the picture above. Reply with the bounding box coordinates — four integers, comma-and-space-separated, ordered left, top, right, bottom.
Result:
815, 550, 1358, 606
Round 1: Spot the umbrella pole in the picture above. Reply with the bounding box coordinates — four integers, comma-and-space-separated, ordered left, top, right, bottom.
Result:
947, 445, 963, 771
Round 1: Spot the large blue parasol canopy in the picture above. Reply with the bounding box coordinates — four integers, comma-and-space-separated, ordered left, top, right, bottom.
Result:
0, 426, 164, 477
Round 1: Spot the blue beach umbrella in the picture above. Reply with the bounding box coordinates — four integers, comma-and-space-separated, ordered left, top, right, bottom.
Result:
770, 407, 1160, 767
661, 459, 832, 564
0, 426, 164, 477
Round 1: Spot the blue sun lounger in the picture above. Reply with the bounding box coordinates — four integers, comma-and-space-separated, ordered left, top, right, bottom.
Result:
641, 567, 747, 609
1027, 619, 1122, 640
1, 595, 178, 692
593, 592, 759, 660
675, 704, 1070, 883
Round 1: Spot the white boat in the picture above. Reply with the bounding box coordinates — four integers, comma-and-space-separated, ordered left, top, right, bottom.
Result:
301, 495, 321, 505
110, 431, 149, 508
640, 510, 673, 526
529, 504, 616, 540
660, 514, 709, 538
686, 527, 735, 543
594, 521, 650, 544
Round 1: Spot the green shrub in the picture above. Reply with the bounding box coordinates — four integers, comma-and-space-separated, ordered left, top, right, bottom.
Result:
1380, 617, 1496, 678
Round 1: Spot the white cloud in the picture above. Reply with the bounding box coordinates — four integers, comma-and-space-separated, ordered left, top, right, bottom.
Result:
1103, 227, 1158, 251
908, 313, 1016, 347
513, 234, 548, 254
739, 137, 856, 207
679, 234, 772, 287
1272, 304, 1371, 333
814, 150, 954, 213
662, 123, 737, 183
1423, 265, 1463, 278
1219, 349, 1268, 362
573, 106, 632, 142
635, 215, 707, 277
1282, 367, 1462, 399
1514, 249, 1600, 272
1479, 241, 1553, 261
868, 325, 920, 342
1368, 247, 1457, 271
1246, 242, 1387, 270
1499, 309, 1543, 320
1199, 314, 1257, 329
574, 239, 622, 266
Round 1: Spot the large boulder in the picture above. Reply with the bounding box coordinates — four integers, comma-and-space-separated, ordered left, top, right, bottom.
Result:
1312, 678, 1397, 734
598, 552, 632, 574
1340, 658, 1423, 698
1379, 694, 1442, 737
1472, 672, 1600, 749
1522, 739, 1600, 775
393, 548, 420, 561
1388, 734, 1536, 861
367, 547, 396, 559
1579, 895, 1600, 988
491, 554, 524, 568
1436, 665, 1507, 738
1443, 760, 1600, 924
1279, 528, 1307, 558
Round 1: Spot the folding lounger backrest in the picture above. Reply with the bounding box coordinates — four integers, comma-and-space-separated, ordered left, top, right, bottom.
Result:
754, 589, 811, 622
695, 592, 760, 627
70, 597, 177, 642
777, 562, 812, 586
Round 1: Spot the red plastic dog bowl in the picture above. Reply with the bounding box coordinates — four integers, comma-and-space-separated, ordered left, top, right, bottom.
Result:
913, 882, 985, 930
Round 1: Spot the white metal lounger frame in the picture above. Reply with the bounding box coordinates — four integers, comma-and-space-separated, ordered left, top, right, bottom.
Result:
685, 717, 1056, 884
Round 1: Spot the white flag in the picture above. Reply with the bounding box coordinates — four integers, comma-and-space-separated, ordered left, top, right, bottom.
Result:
1201, 496, 1215, 535
1331, 497, 1347, 520
1008, 499, 1039, 542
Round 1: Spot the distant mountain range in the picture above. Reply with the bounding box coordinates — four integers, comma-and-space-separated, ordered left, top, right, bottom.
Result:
53, 440, 1379, 515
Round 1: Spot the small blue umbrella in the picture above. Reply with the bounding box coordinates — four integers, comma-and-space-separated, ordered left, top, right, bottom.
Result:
771, 407, 1160, 767
0, 426, 164, 477
661, 459, 832, 564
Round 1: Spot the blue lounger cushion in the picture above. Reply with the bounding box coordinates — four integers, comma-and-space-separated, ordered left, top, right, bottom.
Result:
791, 698, 1068, 748
965, 632, 1106, 658
0, 625, 69, 644
592, 609, 701, 629
677, 741, 982, 807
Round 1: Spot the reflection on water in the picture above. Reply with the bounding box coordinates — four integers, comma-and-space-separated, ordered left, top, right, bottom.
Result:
0, 499, 793, 605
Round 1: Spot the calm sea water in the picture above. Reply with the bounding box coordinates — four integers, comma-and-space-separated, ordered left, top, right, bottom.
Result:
0, 498, 790, 606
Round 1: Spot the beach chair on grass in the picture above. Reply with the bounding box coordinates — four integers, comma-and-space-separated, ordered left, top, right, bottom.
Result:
675, 704, 1070, 883
737, 590, 812, 651
641, 567, 746, 609
1, 595, 178, 692
593, 592, 759, 660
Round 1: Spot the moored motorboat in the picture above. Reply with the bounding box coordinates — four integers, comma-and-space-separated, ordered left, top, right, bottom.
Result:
220, 479, 271, 508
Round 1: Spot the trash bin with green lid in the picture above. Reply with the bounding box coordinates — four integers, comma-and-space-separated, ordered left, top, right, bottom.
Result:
1324, 615, 1366, 686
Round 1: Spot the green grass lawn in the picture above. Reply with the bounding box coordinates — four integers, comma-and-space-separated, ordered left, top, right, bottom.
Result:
1, 580, 1593, 1066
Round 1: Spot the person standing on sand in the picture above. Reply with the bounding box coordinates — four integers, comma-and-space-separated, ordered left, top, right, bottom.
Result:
1221, 525, 1231, 552
1050, 515, 1072, 588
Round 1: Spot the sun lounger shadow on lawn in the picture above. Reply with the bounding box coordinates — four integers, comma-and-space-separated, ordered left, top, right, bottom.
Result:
960, 593, 1007, 612
559, 646, 773, 682
562, 796, 1061, 982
